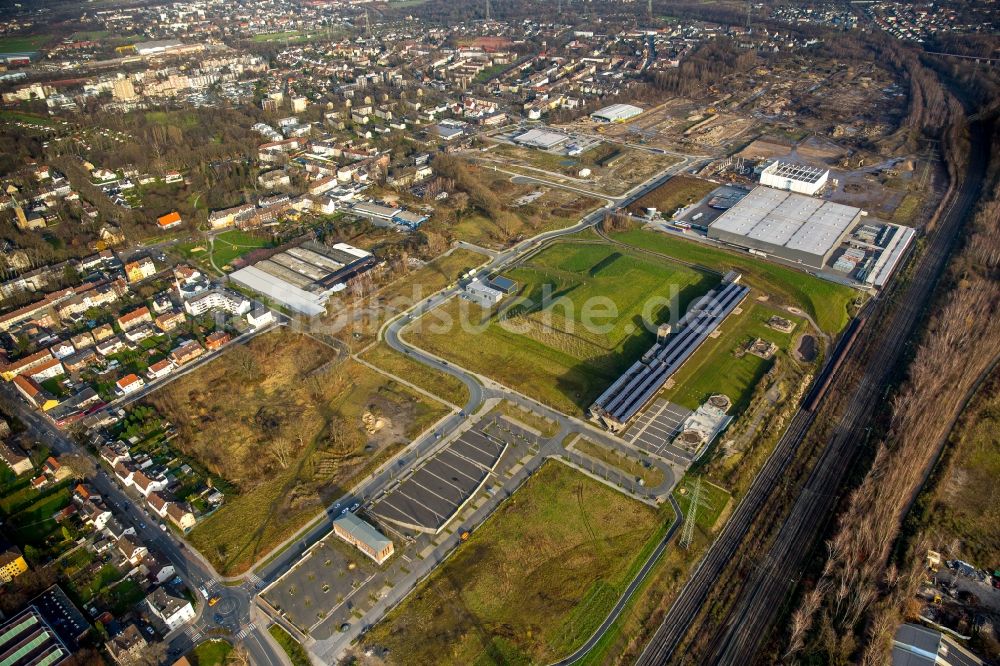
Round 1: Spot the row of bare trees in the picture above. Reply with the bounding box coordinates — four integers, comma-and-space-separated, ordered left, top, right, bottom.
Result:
787, 129, 1000, 663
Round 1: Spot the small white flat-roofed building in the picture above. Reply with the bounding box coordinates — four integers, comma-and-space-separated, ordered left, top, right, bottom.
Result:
513, 127, 570, 150
760, 160, 830, 196
333, 513, 394, 564
465, 279, 504, 308
590, 103, 644, 123
707, 186, 863, 268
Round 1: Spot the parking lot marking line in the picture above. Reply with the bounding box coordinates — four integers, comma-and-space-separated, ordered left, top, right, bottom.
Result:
395, 485, 448, 522
434, 452, 484, 485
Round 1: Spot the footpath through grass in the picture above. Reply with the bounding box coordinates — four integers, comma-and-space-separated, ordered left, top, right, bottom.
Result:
610, 228, 857, 335
362, 460, 665, 665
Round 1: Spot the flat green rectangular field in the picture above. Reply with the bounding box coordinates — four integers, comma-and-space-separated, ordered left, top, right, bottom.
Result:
407, 241, 715, 415
610, 228, 858, 335
362, 460, 666, 665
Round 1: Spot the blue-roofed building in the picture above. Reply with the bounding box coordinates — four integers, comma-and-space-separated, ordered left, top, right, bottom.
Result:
489, 276, 517, 294
333, 513, 394, 564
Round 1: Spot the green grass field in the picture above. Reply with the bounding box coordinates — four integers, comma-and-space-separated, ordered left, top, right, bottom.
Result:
360, 342, 470, 407
0, 110, 56, 127
363, 461, 666, 664
674, 476, 732, 533
211, 230, 273, 268
268, 625, 311, 666
0, 34, 50, 53
188, 639, 233, 666
657, 302, 803, 411
409, 241, 714, 415
610, 228, 858, 335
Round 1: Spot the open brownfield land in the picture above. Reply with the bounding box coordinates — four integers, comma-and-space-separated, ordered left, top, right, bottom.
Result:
322, 248, 489, 350
363, 461, 668, 665
626, 175, 717, 217
147, 328, 448, 575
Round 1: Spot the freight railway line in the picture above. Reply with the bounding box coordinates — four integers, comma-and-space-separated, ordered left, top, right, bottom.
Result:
636, 118, 989, 665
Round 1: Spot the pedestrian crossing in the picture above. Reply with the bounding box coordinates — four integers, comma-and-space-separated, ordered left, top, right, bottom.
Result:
185, 625, 203, 642
246, 572, 264, 588
235, 622, 256, 640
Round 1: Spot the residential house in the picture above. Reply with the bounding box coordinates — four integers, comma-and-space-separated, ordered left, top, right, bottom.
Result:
146, 359, 174, 381
100, 442, 129, 467
103, 516, 135, 541
169, 340, 203, 366
124, 257, 156, 283
91, 323, 115, 342
1, 349, 55, 381
146, 588, 195, 632
0, 442, 33, 475
123, 324, 156, 343
96, 336, 127, 357
117, 535, 147, 566
117, 306, 152, 331
115, 374, 144, 396
62, 348, 98, 373
0, 532, 28, 583
156, 211, 182, 230
147, 491, 170, 518
113, 462, 135, 487
155, 311, 186, 332
166, 503, 196, 532
131, 470, 167, 497
106, 624, 148, 665
70, 331, 96, 350
204, 331, 231, 351
25, 356, 64, 382
142, 555, 175, 584
12, 375, 58, 411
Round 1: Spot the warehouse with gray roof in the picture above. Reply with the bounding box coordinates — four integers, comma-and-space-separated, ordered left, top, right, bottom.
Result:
707, 186, 863, 268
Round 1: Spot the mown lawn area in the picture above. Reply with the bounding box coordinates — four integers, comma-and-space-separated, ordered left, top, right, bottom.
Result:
610, 228, 858, 335
211, 229, 274, 268
360, 342, 469, 407
0, 110, 56, 127
363, 461, 667, 665
157, 329, 448, 575
408, 241, 714, 415
268, 625, 311, 666
188, 639, 233, 666
674, 475, 733, 534
0, 34, 51, 52
488, 400, 560, 438
657, 302, 804, 411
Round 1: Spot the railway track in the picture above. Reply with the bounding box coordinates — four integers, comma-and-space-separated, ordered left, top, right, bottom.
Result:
636, 118, 990, 665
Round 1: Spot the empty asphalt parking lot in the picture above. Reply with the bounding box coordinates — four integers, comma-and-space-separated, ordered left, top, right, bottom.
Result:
370, 428, 508, 533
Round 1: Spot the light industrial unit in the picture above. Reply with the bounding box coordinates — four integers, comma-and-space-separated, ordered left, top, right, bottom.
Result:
707, 186, 863, 268
512, 127, 570, 150
590, 103, 644, 123
229, 241, 379, 316
759, 160, 830, 196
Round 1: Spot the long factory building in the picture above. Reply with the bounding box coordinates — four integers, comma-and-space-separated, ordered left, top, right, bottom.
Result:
590, 274, 749, 432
